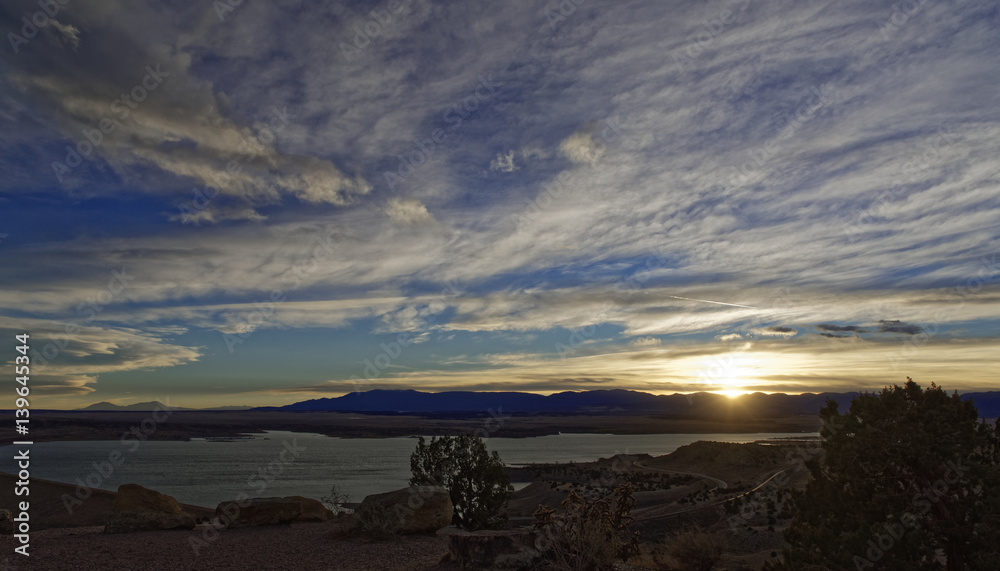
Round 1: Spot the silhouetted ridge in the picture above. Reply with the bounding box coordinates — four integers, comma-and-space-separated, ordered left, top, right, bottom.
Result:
251, 389, 1000, 417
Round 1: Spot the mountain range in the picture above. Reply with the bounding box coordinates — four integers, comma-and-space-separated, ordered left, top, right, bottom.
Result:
77, 401, 253, 412
246, 389, 1000, 418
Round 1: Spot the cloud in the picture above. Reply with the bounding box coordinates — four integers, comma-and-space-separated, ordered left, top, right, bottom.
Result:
817, 324, 869, 334
559, 123, 606, 166
0, 316, 201, 397
876, 320, 924, 335
767, 326, 796, 334
169, 206, 268, 225
816, 321, 925, 337
752, 326, 798, 338
0, 0, 369, 216
31, 374, 98, 396
629, 336, 662, 347
2, 0, 1000, 405
48, 18, 80, 49
490, 150, 518, 173
384, 198, 433, 225
247, 334, 1000, 400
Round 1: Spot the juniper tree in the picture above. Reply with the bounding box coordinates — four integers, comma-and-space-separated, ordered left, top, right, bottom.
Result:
410, 433, 513, 530
774, 379, 1000, 571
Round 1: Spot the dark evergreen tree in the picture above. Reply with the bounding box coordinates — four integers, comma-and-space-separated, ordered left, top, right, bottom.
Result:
775, 379, 1000, 570
409, 433, 513, 530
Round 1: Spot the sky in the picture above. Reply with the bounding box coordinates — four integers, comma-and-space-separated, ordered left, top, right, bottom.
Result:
0, 0, 998, 409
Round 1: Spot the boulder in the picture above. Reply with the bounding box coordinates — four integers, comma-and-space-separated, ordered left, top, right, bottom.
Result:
113, 483, 186, 514
357, 485, 452, 535
103, 484, 196, 534
448, 528, 542, 569
216, 497, 303, 528
286, 495, 332, 522
0, 509, 13, 535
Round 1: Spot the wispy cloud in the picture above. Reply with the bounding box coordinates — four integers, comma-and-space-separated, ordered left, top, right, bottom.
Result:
1, 0, 998, 405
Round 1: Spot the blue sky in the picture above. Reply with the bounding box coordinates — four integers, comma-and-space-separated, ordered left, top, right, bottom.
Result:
1, 0, 998, 408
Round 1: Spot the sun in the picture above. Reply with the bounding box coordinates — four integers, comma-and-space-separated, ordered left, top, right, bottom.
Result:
692, 352, 762, 399
719, 388, 747, 398
716, 366, 750, 398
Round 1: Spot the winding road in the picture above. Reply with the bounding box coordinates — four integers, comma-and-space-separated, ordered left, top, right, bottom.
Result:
632, 459, 729, 490
630, 459, 791, 520
508, 459, 794, 524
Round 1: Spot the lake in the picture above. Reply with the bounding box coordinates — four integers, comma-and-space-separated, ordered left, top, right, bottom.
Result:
1, 431, 812, 507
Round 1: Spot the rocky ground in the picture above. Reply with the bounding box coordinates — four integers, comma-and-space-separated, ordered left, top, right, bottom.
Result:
0, 474, 450, 570
0, 522, 451, 571
504, 439, 820, 570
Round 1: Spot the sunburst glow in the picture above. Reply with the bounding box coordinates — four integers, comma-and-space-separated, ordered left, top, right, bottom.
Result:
719, 388, 748, 398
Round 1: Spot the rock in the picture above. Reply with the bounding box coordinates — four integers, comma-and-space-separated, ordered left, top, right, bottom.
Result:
214, 496, 332, 528
113, 483, 186, 514
286, 495, 332, 522
448, 528, 542, 569
104, 511, 196, 534
0, 510, 13, 535
217, 497, 303, 528
357, 485, 452, 535
103, 484, 196, 534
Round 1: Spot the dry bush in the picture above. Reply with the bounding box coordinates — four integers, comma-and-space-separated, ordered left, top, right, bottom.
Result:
321, 484, 352, 514
354, 504, 398, 540
534, 483, 639, 571
663, 527, 723, 571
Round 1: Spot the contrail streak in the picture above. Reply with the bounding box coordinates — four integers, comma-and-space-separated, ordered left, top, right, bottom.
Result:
668, 295, 756, 309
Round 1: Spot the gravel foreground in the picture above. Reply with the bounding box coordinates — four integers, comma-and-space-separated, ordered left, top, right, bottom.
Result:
0, 522, 452, 570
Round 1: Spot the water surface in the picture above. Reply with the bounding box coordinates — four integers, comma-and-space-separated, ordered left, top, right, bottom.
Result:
2, 431, 812, 507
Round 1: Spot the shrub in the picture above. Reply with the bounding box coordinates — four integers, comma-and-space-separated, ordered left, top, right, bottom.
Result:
534, 482, 639, 571
354, 504, 397, 540
321, 484, 351, 514
665, 527, 722, 571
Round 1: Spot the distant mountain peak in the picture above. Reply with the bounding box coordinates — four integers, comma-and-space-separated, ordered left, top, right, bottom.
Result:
80, 401, 118, 410
76, 401, 256, 411
78, 400, 173, 411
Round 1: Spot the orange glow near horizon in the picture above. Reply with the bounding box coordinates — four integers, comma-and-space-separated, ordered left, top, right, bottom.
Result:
718, 389, 749, 398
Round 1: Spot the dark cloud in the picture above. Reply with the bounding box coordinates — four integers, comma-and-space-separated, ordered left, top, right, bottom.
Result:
877, 320, 924, 335
816, 320, 925, 336
817, 324, 869, 333
820, 332, 851, 339
767, 326, 796, 333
